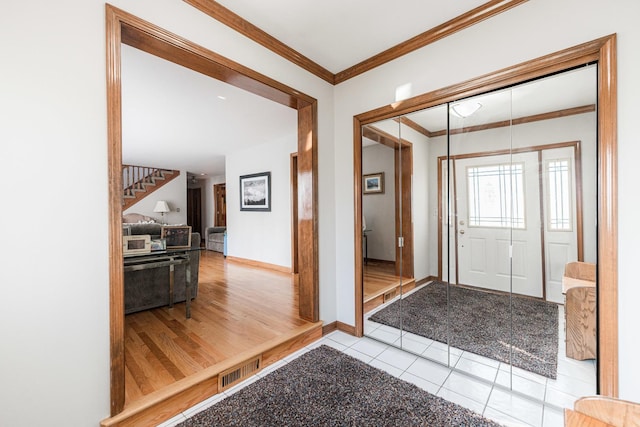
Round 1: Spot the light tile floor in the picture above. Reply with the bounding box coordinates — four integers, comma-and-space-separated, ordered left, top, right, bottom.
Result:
158, 319, 596, 427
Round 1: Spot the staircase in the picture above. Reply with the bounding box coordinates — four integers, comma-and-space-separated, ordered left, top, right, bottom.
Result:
122, 165, 180, 210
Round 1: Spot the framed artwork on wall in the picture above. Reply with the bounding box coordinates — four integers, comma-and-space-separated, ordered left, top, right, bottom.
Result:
240, 171, 271, 211
161, 225, 192, 249
363, 172, 385, 194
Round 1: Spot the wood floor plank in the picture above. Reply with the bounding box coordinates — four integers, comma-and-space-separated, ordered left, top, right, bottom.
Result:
125, 329, 176, 392
151, 311, 219, 367
124, 348, 155, 397
124, 250, 312, 404
124, 364, 144, 404
363, 261, 416, 312
138, 332, 186, 381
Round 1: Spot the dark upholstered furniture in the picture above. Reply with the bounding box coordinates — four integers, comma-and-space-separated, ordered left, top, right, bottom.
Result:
124, 223, 200, 314
205, 226, 226, 252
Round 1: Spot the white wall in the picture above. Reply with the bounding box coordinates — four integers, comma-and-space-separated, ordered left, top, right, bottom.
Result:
1, 1, 334, 426
124, 171, 188, 225
362, 144, 395, 261
3, 1, 640, 425
333, 0, 640, 401
226, 136, 296, 268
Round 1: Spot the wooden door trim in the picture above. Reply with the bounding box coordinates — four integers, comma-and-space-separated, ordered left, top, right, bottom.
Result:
107, 4, 318, 416
353, 34, 617, 397
290, 153, 299, 275
394, 144, 414, 279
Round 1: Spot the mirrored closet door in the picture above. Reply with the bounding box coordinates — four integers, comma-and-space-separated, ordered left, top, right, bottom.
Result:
361, 65, 598, 401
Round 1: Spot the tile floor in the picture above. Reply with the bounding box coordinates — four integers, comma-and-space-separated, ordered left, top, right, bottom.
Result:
158, 314, 596, 427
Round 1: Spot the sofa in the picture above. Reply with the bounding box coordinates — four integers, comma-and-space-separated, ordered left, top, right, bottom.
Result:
205, 226, 226, 253
123, 222, 200, 314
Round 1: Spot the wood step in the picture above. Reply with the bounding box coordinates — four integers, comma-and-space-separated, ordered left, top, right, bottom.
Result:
100, 321, 323, 427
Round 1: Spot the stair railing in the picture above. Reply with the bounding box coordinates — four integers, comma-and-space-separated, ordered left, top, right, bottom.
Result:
123, 165, 159, 195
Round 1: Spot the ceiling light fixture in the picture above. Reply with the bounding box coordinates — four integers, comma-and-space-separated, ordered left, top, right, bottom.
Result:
450, 101, 482, 118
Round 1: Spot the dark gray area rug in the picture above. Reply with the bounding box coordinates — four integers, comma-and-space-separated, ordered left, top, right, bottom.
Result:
369, 281, 558, 379
178, 345, 502, 426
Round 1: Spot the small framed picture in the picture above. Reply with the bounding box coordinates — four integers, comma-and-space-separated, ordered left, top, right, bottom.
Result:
363, 172, 385, 194
161, 225, 192, 249
122, 235, 151, 255
150, 238, 166, 251
240, 171, 271, 211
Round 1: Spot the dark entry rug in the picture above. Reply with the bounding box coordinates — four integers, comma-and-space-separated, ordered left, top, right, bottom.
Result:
369, 281, 558, 379
178, 345, 502, 426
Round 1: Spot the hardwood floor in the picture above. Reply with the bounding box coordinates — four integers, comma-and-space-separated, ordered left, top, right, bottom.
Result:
363, 260, 415, 313
124, 250, 310, 405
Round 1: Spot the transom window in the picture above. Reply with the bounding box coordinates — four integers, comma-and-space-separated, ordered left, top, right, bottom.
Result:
467, 162, 525, 229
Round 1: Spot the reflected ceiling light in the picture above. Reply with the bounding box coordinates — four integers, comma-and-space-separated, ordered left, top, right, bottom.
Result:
217, 95, 226, 100
450, 101, 482, 118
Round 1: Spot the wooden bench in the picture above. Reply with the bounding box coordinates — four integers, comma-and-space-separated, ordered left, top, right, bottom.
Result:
565, 396, 640, 427
562, 261, 596, 360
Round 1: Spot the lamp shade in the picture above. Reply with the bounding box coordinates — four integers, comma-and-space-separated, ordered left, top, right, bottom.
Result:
153, 200, 170, 213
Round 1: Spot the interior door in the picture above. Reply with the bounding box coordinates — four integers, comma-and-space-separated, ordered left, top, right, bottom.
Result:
187, 187, 202, 237
214, 183, 227, 227
454, 152, 543, 297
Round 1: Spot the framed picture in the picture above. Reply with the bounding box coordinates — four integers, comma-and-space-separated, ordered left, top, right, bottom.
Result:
161, 225, 192, 249
240, 171, 271, 211
363, 172, 385, 194
122, 235, 151, 255
150, 238, 166, 251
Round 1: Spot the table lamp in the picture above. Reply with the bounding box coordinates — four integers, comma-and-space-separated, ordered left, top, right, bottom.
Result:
153, 200, 170, 224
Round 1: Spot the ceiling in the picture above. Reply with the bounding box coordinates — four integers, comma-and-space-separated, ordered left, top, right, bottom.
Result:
213, 0, 489, 73
121, 1, 595, 178
121, 44, 297, 178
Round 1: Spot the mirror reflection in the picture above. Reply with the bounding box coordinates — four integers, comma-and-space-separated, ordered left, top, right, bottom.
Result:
362, 65, 598, 401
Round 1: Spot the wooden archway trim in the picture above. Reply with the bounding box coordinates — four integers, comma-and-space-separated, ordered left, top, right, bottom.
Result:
354, 34, 617, 397
106, 4, 318, 415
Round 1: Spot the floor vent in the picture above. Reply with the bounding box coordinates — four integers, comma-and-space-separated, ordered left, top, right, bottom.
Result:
383, 289, 398, 302
218, 355, 262, 391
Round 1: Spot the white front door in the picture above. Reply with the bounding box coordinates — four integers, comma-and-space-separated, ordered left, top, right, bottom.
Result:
454, 152, 543, 297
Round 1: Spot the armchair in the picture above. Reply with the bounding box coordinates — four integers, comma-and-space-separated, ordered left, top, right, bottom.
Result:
206, 226, 226, 253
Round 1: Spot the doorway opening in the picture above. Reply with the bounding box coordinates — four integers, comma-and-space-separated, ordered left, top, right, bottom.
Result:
106, 4, 319, 420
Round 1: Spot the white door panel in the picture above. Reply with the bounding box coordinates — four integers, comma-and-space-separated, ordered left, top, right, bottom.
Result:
455, 153, 543, 297
469, 237, 487, 273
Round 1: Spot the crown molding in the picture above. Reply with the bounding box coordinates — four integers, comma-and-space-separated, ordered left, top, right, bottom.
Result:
183, 0, 335, 84
184, 0, 529, 85
334, 0, 528, 84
